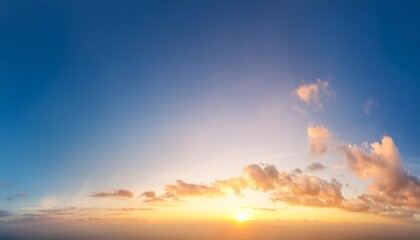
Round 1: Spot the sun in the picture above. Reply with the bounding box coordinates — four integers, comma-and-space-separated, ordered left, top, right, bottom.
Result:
235, 210, 250, 223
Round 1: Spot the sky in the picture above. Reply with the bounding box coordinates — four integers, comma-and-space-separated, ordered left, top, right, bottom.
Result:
1, 0, 420, 239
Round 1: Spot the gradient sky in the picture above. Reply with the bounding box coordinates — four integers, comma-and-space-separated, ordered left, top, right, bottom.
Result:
1, 0, 420, 239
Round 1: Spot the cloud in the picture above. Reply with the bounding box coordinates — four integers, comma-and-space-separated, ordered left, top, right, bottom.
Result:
271, 175, 343, 207
308, 125, 331, 156
242, 207, 277, 212
307, 162, 326, 171
113, 207, 154, 211
165, 180, 225, 198
37, 207, 76, 215
342, 136, 420, 208
9, 213, 53, 224
140, 191, 180, 204
305, 125, 420, 219
5, 193, 27, 201
294, 79, 335, 111
0, 210, 13, 218
148, 164, 344, 210
91, 189, 134, 198
140, 191, 156, 198
362, 97, 379, 114
0, 183, 11, 189
143, 126, 420, 221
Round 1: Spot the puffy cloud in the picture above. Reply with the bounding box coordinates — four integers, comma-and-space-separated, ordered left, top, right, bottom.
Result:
140, 191, 180, 205
142, 128, 420, 221
272, 176, 343, 207
343, 136, 420, 208
241, 164, 282, 191
362, 97, 379, 114
308, 125, 331, 156
307, 162, 326, 171
140, 191, 156, 198
91, 189, 134, 198
149, 164, 344, 210
306, 125, 420, 218
294, 79, 335, 111
341, 194, 420, 221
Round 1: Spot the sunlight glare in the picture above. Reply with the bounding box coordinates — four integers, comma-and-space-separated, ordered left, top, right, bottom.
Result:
235, 210, 250, 223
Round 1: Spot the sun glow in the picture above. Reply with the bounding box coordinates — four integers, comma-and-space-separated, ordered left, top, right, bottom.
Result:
235, 210, 250, 223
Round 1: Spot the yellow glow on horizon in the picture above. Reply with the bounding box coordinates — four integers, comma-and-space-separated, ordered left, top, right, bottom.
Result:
235, 210, 251, 223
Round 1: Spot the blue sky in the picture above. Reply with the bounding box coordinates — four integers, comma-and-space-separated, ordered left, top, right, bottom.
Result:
1, 0, 420, 226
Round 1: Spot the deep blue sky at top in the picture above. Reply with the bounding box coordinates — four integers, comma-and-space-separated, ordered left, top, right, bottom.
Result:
0, 0, 420, 198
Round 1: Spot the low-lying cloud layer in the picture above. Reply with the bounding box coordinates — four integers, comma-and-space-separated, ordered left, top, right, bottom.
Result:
136, 126, 420, 221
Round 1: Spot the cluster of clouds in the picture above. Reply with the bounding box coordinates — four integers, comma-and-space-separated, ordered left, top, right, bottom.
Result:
1, 79, 418, 224
134, 79, 418, 221
135, 125, 420, 221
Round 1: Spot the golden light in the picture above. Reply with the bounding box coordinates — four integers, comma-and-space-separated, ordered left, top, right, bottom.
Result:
235, 210, 250, 223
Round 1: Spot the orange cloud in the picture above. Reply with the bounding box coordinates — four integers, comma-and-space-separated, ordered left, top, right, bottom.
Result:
165, 180, 225, 198
294, 79, 334, 111
343, 136, 420, 208
308, 125, 331, 156
305, 125, 420, 220
91, 189, 134, 198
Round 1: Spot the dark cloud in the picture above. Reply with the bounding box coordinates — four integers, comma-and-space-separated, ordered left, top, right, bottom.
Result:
0, 210, 13, 218
10, 213, 53, 224
307, 162, 326, 171
37, 207, 76, 215
5, 193, 27, 201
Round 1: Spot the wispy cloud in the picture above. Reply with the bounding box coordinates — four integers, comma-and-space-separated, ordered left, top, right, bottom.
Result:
5, 193, 27, 201
362, 97, 378, 114
91, 189, 134, 198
